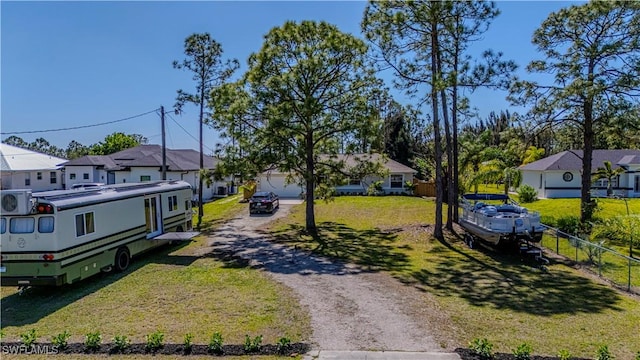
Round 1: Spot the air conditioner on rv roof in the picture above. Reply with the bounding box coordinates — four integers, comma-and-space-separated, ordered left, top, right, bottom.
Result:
1, 190, 33, 215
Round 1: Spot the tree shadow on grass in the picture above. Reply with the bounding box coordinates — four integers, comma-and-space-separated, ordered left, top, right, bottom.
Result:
270, 221, 411, 273
406, 234, 623, 316
1, 242, 193, 328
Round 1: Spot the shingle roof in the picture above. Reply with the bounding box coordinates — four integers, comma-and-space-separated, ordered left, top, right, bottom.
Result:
318, 153, 417, 173
0, 143, 67, 171
61, 145, 218, 171
519, 149, 640, 171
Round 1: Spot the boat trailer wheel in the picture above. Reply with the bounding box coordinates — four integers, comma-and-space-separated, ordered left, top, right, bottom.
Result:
464, 234, 475, 248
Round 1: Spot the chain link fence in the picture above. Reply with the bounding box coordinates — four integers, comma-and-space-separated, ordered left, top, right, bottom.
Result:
540, 225, 640, 294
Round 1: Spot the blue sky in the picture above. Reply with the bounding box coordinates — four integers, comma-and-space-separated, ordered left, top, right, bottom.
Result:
1, 1, 578, 153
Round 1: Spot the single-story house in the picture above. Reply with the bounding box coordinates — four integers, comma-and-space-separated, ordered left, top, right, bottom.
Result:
0, 143, 66, 192
61, 145, 229, 201
258, 153, 417, 198
519, 149, 640, 198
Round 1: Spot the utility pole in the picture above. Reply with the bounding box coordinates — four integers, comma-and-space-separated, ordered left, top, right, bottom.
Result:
161, 106, 167, 180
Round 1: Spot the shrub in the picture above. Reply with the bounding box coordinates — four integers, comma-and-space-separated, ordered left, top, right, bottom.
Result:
244, 334, 263, 353
517, 184, 538, 203
276, 336, 292, 354
113, 335, 130, 352
20, 329, 38, 347
556, 216, 582, 236
51, 331, 71, 349
558, 349, 572, 360
208, 331, 223, 354
84, 331, 102, 351
367, 181, 384, 196
183, 333, 194, 353
0, 329, 5, 340
635, 351, 639, 360
595, 345, 613, 360
469, 338, 493, 360
513, 342, 533, 360
404, 180, 416, 194
145, 330, 164, 352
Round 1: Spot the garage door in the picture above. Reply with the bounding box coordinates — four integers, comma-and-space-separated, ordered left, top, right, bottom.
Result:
258, 174, 303, 198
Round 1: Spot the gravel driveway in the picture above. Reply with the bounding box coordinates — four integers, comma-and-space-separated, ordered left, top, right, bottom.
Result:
205, 201, 448, 352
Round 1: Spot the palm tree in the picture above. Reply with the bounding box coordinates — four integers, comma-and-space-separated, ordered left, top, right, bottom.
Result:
592, 161, 625, 197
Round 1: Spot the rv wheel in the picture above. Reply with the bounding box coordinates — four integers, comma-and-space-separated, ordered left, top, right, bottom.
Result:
114, 247, 131, 272
465, 234, 474, 249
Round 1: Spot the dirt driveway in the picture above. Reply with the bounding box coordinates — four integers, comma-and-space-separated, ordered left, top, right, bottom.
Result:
205, 201, 450, 352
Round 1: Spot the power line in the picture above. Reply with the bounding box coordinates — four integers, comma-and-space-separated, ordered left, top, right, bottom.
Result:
165, 112, 215, 154
0, 109, 160, 135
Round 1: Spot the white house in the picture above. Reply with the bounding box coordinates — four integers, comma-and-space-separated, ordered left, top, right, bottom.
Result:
0, 143, 66, 192
258, 153, 417, 198
61, 145, 228, 201
519, 149, 640, 198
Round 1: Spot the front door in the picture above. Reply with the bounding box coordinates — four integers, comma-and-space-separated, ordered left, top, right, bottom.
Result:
144, 195, 163, 238
635, 175, 640, 193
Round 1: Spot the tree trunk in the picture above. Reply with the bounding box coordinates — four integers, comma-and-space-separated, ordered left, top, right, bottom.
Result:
437, 47, 454, 231
305, 130, 317, 233
452, 50, 460, 224
197, 91, 205, 230
431, 7, 444, 241
581, 64, 595, 223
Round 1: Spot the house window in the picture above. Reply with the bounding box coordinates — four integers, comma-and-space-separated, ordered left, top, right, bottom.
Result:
348, 177, 361, 186
140, 175, 151, 182
38, 216, 55, 233
83, 173, 89, 180
390, 174, 403, 188
635, 176, 640, 192
70, 173, 76, 180
10, 218, 34, 234
25, 173, 31, 186
539, 174, 543, 189
593, 178, 618, 188
75, 212, 95, 237
50, 172, 57, 184
37, 172, 42, 180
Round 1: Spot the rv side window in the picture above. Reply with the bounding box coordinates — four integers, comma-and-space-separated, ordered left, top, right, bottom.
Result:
75, 212, 95, 237
168, 195, 178, 211
10, 218, 35, 234
38, 216, 55, 233
1, 218, 6, 234
185, 200, 189, 211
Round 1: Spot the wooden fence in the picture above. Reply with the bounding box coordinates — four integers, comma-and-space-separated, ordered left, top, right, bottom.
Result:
413, 180, 436, 197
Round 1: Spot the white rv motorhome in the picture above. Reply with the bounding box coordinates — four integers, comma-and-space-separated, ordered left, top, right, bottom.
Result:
0, 180, 197, 286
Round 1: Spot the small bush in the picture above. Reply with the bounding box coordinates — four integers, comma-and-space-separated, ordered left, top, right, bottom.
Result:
113, 335, 130, 352
635, 351, 639, 360
469, 338, 493, 360
367, 181, 384, 196
20, 329, 38, 347
595, 345, 613, 360
145, 330, 164, 352
51, 331, 71, 349
556, 216, 582, 236
276, 336, 291, 354
513, 342, 532, 360
84, 331, 102, 351
517, 184, 538, 203
558, 349, 572, 360
244, 334, 263, 353
183, 333, 194, 353
208, 332, 223, 354
0, 329, 5, 340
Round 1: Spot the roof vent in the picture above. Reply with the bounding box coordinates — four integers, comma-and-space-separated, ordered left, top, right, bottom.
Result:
1, 190, 33, 215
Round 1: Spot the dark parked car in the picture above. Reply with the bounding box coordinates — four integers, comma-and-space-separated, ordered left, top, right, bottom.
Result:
249, 191, 279, 214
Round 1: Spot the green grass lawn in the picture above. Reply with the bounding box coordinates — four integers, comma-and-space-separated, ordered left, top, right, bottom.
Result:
0, 195, 311, 349
269, 196, 640, 360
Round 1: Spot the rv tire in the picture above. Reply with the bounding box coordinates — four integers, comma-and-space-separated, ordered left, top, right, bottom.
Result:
114, 247, 131, 272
